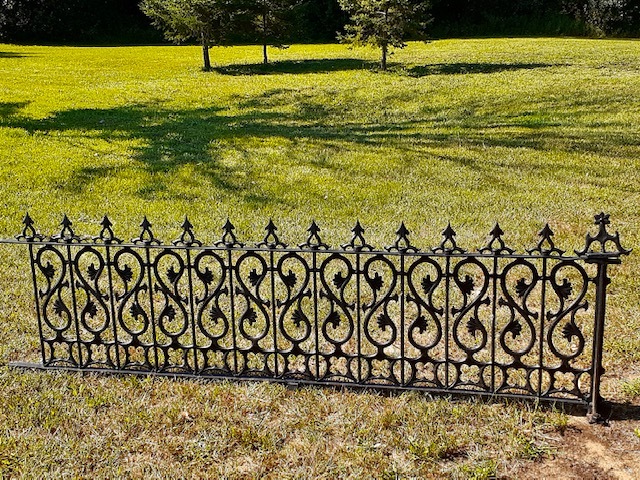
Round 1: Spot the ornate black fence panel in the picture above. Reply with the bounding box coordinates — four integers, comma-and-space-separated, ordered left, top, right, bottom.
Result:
6, 213, 629, 421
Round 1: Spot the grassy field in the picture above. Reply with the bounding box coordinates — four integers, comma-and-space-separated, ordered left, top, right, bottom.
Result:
1, 38, 640, 478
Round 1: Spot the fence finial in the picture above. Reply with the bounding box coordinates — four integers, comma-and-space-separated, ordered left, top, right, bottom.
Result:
479, 223, 514, 254
299, 220, 329, 250
16, 212, 42, 241
52, 214, 80, 243
527, 223, 564, 255
173, 215, 202, 247
576, 212, 631, 257
386, 222, 418, 252
94, 215, 122, 244
257, 219, 287, 248
432, 223, 465, 253
133, 216, 160, 245
215, 219, 243, 247
342, 220, 373, 251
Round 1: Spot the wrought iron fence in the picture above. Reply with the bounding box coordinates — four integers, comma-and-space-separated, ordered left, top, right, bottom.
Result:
4, 212, 630, 421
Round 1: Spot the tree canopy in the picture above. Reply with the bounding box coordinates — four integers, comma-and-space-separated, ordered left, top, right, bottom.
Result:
2, 0, 640, 46
141, 0, 239, 70
338, 0, 429, 69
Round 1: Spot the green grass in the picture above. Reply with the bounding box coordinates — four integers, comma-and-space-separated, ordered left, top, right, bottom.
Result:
1, 38, 640, 477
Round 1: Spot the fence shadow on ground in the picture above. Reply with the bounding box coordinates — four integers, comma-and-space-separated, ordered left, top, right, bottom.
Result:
606, 402, 640, 422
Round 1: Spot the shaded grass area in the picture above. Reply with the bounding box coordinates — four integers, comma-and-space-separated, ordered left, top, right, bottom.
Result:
1, 39, 640, 477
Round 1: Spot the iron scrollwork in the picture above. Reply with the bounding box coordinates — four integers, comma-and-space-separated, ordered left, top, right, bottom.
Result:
8, 213, 630, 419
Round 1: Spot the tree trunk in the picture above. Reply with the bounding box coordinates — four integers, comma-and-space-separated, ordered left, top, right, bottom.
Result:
381, 43, 388, 70
201, 34, 211, 71
262, 9, 268, 64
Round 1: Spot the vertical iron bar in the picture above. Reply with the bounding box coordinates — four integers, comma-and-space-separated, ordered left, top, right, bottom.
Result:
312, 251, 320, 380
444, 255, 451, 388
490, 255, 498, 393
27, 243, 46, 366
104, 244, 121, 369
270, 250, 279, 377
227, 248, 238, 374
65, 244, 83, 367
588, 260, 611, 423
185, 248, 198, 373
400, 253, 406, 386
356, 252, 362, 383
537, 256, 548, 397
144, 247, 159, 370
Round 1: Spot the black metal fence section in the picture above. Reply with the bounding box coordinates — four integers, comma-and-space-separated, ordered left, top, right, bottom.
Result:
7, 213, 630, 420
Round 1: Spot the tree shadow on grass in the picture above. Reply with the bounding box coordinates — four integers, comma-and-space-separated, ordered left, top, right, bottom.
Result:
0, 102, 30, 117
214, 58, 379, 75
405, 62, 558, 77
2, 88, 638, 204
0, 52, 31, 59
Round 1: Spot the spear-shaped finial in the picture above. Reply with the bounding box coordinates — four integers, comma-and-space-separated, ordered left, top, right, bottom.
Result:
341, 220, 374, 251
16, 212, 42, 241
526, 223, 564, 255
479, 222, 514, 254
173, 215, 202, 246
257, 219, 287, 248
386, 222, 419, 252
52, 214, 80, 243
94, 215, 122, 244
215, 218, 244, 247
432, 222, 465, 253
133, 216, 160, 245
299, 220, 329, 250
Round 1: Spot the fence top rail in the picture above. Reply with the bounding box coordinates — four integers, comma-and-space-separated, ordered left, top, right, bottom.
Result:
0, 212, 631, 262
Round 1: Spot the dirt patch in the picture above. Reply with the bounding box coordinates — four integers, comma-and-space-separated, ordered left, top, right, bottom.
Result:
515, 408, 640, 480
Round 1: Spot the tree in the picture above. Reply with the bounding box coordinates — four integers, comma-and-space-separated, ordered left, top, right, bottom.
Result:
140, 0, 236, 70
338, 0, 429, 70
251, 0, 297, 64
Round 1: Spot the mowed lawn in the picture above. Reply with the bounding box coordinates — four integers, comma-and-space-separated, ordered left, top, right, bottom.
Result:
1, 39, 640, 478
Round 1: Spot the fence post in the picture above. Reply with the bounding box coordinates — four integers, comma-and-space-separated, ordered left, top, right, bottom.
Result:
576, 213, 630, 423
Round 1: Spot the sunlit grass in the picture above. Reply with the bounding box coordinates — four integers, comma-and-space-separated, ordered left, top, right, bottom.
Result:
1, 38, 640, 477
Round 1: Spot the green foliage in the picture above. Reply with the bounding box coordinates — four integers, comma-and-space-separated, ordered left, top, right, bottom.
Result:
140, 0, 237, 70
456, 459, 497, 480
140, 0, 300, 67
0, 0, 159, 44
243, 0, 299, 64
338, 0, 429, 69
622, 378, 640, 398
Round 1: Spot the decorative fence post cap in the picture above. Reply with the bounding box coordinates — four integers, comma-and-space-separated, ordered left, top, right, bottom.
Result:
341, 220, 373, 251
173, 215, 202, 247
479, 222, 515, 254
432, 223, 465, 253
576, 212, 631, 259
385, 222, 418, 252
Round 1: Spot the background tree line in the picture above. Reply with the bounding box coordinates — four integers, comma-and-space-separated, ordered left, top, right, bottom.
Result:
1, 0, 639, 45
